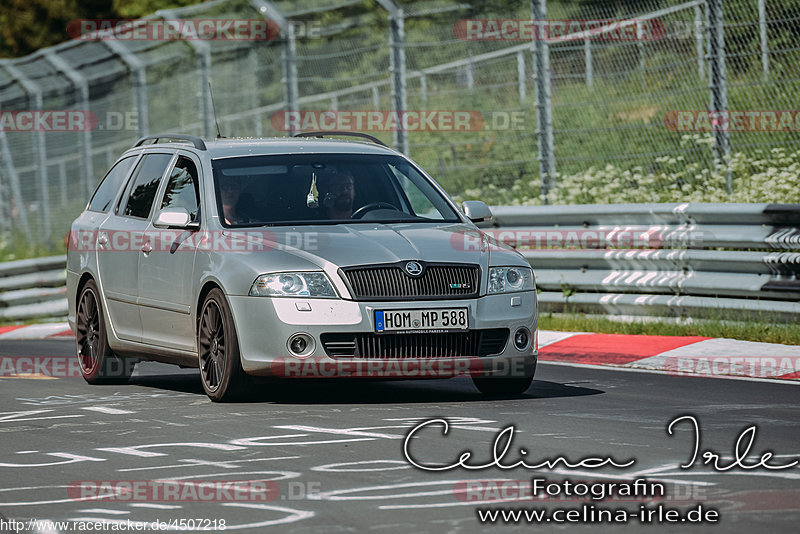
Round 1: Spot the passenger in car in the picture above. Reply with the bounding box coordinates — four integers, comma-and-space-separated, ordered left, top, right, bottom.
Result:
220, 177, 243, 224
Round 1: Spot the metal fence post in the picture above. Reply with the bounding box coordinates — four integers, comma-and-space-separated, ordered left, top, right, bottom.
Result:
159, 12, 214, 139
284, 24, 298, 133
106, 148, 115, 171
694, 4, 705, 79
198, 47, 213, 138
252, 0, 298, 136
377, 0, 408, 155
0, 105, 30, 235
420, 74, 428, 104
637, 21, 646, 71
372, 86, 380, 109
466, 52, 474, 89
0, 169, 7, 239
248, 47, 262, 136
531, 0, 556, 202
101, 39, 149, 137
1, 61, 51, 241
42, 50, 94, 197
584, 38, 593, 89
707, 0, 731, 193
517, 51, 527, 101
758, 0, 769, 80
58, 161, 67, 206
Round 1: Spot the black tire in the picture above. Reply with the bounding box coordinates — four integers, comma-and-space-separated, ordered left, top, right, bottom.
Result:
472, 365, 535, 396
198, 288, 250, 402
76, 279, 135, 384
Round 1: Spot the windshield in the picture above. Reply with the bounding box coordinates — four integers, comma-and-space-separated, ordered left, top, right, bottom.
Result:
212, 153, 461, 227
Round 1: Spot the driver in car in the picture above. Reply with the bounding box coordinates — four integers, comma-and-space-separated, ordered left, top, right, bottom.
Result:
318, 171, 356, 219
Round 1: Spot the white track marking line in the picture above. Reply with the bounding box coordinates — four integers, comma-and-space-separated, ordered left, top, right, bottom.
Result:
273, 425, 404, 439
81, 407, 135, 414
311, 460, 410, 472
96, 443, 247, 458
116, 456, 301, 473
129, 503, 182, 510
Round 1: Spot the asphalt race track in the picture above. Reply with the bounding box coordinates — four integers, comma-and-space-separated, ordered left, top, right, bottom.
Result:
0, 338, 798, 533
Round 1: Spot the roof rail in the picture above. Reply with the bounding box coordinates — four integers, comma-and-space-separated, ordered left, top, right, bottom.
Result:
134, 133, 207, 150
293, 131, 389, 148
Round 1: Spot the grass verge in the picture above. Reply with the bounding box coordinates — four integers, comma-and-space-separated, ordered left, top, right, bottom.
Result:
539, 313, 800, 346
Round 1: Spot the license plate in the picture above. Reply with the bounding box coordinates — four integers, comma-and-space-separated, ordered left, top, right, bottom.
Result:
375, 308, 469, 333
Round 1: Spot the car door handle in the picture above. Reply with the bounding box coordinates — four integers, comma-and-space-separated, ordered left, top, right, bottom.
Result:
141, 242, 152, 254
97, 234, 108, 247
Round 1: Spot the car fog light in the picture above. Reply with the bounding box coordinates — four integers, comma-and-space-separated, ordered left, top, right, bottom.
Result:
288, 333, 314, 357
290, 337, 307, 353
514, 328, 530, 351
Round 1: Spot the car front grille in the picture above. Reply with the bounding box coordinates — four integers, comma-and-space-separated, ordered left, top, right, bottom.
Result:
320, 329, 509, 359
341, 263, 480, 300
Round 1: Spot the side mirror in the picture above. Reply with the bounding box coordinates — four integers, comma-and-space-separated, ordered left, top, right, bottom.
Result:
462, 201, 492, 223
154, 208, 198, 229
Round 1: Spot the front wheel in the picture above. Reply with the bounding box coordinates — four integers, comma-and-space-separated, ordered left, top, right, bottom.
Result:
198, 288, 250, 402
76, 279, 135, 384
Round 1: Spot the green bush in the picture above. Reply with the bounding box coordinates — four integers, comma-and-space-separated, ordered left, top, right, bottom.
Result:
453, 135, 800, 205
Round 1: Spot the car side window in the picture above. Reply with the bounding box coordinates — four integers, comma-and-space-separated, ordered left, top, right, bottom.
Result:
387, 163, 445, 220
160, 156, 200, 222
88, 156, 137, 212
121, 153, 174, 219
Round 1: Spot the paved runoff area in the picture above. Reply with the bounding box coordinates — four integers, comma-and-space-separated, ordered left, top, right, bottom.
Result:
0, 328, 797, 533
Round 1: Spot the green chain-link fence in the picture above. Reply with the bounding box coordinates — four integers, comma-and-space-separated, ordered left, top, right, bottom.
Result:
1, 0, 798, 255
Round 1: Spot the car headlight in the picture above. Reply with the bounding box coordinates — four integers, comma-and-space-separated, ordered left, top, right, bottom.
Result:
488, 266, 535, 294
249, 272, 338, 298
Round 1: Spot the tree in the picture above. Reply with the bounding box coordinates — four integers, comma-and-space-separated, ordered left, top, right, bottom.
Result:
0, 0, 204, 58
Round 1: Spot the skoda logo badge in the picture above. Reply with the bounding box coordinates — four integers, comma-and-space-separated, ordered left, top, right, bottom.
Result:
404, 261, 423, 277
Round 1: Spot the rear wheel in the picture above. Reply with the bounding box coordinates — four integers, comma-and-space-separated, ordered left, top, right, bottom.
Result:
198, 288, 250, 402
76, 279, 134, 384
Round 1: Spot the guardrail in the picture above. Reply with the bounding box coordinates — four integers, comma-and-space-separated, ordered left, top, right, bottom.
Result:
0, 255, 67, 321
2, 202, 799, 323
489, 203, 800, 322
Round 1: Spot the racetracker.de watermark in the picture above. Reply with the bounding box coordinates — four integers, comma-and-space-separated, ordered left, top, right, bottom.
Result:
448, 228, 704, 251
453, 479, 706, 503
67, 230, 293, 253
0, 356, 84, 379
270, 356, 487, 378
272, 110, 484, 132
67, 19, 281, 41
271, 110, 535, 132
665, 356, 800, 378
0, 111, 140, 132
0, 110, 97, 132
664, 110, 800, 132
453, 19, 666, 41
67, 480, 278, 502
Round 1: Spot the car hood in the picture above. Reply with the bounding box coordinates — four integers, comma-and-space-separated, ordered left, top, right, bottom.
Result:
225, 222, 526, 270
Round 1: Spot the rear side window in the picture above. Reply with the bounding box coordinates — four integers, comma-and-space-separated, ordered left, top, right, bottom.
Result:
88, 156, 136, 212
121, 153, 173, 219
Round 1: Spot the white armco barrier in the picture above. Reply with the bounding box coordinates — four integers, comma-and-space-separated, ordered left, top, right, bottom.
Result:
2, 202, 799, 321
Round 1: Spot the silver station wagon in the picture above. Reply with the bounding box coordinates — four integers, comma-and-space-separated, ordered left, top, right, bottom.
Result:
67, 132, 538, 401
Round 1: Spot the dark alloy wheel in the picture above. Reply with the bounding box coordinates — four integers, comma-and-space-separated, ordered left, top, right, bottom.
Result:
76, 279, 134, 384
198, 288, 250, 402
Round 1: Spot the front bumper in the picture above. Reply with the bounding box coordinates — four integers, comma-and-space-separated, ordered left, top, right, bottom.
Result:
227, 291, 537, 378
